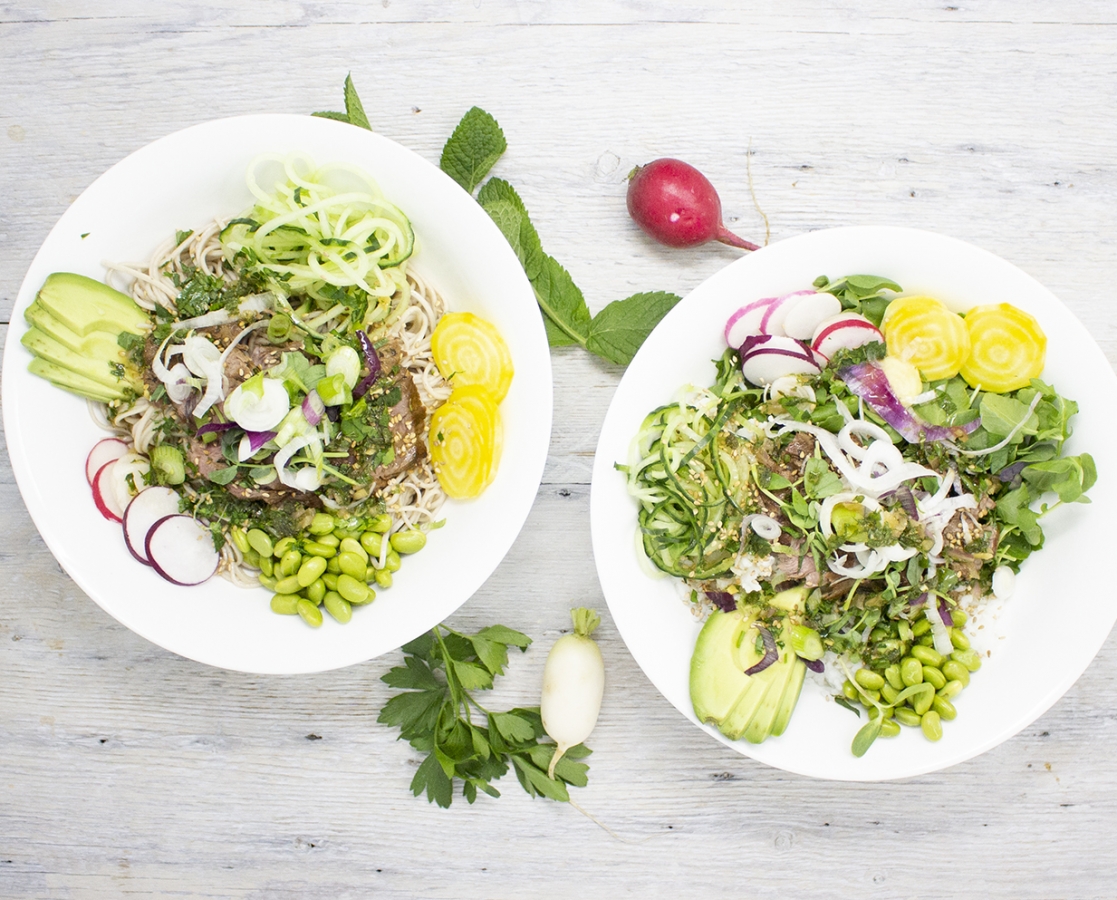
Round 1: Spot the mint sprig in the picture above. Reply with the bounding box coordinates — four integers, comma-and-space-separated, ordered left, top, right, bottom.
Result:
312, 73, 371, 130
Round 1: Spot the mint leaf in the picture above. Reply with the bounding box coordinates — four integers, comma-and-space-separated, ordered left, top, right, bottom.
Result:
585, 291, 682, 366
534, 254, 592, 345
343, 73, 371, 130
440, 107, 507, 194
477, 178, 545, 280
311, 110, 350, 123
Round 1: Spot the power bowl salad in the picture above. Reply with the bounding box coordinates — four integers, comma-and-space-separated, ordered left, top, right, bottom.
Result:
621, 274, 1095, 756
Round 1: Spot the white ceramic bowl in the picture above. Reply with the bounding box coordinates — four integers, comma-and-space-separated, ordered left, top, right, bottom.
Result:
3, 114, 551, 674
591, 226, 1117, 780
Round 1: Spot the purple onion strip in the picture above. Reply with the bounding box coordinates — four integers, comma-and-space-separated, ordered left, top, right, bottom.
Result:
744, 626, 779, 675
352, 330, 382, 400
937, 597, 954, 628
195, 421, 237, 438
800, 656, 825, 674
245, 430, 276, 454
301, 390, 325, 426
705, 591, 736, 613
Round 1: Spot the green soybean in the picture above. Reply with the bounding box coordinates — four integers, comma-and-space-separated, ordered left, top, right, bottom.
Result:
881, 683, 900, 705
912, 618, 931, 637
340, 537, 368, 562
894, 707, 922, 727
373, 568, 393, 589
921, 710, 943, 741
855, 669, 886, 691
274, 575, 302, 595
922, 665, 947, 690
323, 572, 339, 591
270, 594, 299, 615
316, 533, 341, 548
951, 608, 968, 627
323, 591, 352, 624
901, 657, 924, 686
941, 660, 970, 686
297, 598, 323, 628
273, 537, 297, 558
360, 531, 389, 558
326, 556, 341, 574
278, 549, 302, 578
309, 512, 336, 535
338, 551, 368, 580
884, 664, 904, 691
390, 529, 427, 555
859, 688, 881, 705
247, 528, 273, 558
950, 628, 971, 651
303, 540, 336, 559
932, 695, 957, 721
911, 644, 945, 668
297, 556, 328, 587
337, 573, 371, 605
230, 527, 251, 555
912, 686, 934, 717
939, 679, 965, 700
367, 514, 393, 533
842, 680, 859, 701
952, 648, 983, 672
306, 578, 326, 605
258, 555, 274, 577
385, 550, 402, 573
880, 718, 901, 738
257, 574, 278, 591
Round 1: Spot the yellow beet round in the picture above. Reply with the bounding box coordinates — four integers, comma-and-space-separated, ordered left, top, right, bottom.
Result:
959, 303, 1046, 393
431, 311, 514, 402
882, 295, 970, 381
428, 387, 502, 499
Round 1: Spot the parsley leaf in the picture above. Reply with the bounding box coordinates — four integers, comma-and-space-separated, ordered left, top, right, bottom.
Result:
378, 623, 591, 808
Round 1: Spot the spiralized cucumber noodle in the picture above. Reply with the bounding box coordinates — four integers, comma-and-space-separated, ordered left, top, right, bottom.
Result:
95, 155, 454, 587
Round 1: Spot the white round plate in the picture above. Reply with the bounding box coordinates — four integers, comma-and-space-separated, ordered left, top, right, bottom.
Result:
591, 226, 1117, 780
3, 114, 551, 674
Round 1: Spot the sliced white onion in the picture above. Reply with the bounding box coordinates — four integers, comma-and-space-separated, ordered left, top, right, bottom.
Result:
992, 565, 1015, 600
929, 609, 955, 657
225, 377, 290, 432
742, 514, 782, 541
164, 362, 197, 404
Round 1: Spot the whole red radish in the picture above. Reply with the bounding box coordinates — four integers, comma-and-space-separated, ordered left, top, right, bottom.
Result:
627, 158, 759, 251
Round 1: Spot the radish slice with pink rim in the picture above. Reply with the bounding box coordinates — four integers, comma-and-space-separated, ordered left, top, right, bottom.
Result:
811, 313, 885, 359
91, 460, 124, 522
724, 297, 776, 348
782, 292, 843, 340
759, 290, 815, 336
122, 487, 182, 565
145, 514, 220, 586
740, 334, 821, 386
85, 438, 128, 485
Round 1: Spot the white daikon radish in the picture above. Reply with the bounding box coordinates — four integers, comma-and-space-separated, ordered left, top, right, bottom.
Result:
541, 607, 605, 779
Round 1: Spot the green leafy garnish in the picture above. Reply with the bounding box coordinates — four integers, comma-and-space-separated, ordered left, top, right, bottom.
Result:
440, 107, 508, 194
378, 623, 592, 807
312, 73, 371, 130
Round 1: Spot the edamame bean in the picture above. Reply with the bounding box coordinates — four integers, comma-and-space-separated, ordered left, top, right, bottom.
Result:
939, 679, 965, 700
894, 707, 922, 727
911, 644, 945, 668
912, 685, 935, 716
367, 513, 393, 533
303, 540, 336, 559
306, 578, 326, 605
912, 618, 931, 637
884, 664, 904, 691
334, 529, 360, 541
297, 598, 323, 628
859, 689, 881, 705
326, 556, 341, 574
323, 591, 352, 624
316, 533, 341, 548
917, 634, 934, 647
297, 556, 328, 587
273, 537, 297, 558
841, 680, 859, 701
951, 648, 983, 672
373, 567, 393, 589
258, 555, 274, 577
323, 572, 339, 591
336, 573, 371, 605
384, 550, 401, 573
921, 710, 943, 741
360, 531, 389, 558
230, 527, 251, 555
257, 574, 278, 591
391, 529, 427, 555
950, 628, 971, 651
309, 512, 336, 535
868, 705, 893, 720
278, 549, 302, 578
243, 548, 261, 569
340, 537, 368, 562
951, 608, 968, 628
932, 695, 957, 721
880, 719, 901, 738
900, 657, 924, 686
247, 528, 273, 558
922, 665, 947, 690
270, 594, 299, 615
881, 683, 900, 705
855, 669, 886, 691
941, 660, 970, 686
274, 575, 302, 595
338, 551, 367, 580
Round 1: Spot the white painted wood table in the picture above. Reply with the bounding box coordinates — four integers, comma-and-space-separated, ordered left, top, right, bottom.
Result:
3, 4, 1116, 897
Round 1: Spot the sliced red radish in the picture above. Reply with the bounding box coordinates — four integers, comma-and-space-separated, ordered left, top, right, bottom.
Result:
92, 460, 124, 522
781, 292, 843, 341
108, 452, 152, 514
811, 313, 885, 359
146, 514, 220, 586
740, 334, 821, 386
85, 438, 129, 485
759, 290, 814, 336
724, 297, 776, 348
122, 487, 182, 565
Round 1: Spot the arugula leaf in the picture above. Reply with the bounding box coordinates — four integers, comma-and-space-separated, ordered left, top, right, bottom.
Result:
378, 622, 590, 807
440, 107, 507, 194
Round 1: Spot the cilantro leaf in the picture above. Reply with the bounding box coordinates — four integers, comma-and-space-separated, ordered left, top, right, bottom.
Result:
440, 107, 507, 194
585, 291, 683, 366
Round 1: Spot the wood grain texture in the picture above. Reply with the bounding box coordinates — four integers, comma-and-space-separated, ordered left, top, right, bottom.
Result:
2, 4, 1117, 898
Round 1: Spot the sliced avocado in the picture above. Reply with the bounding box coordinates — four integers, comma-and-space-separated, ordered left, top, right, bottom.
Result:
720, 664, 782, 742
742, 659, 795, 744
25, 300, 129, 359
21, 327, 135, 391
690, 609, 757, 725
771, 657, 807, 738
35, 272, 149, 337
27, 357, 128, 402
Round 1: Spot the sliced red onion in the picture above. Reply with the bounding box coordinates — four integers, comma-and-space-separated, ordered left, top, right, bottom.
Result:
352, 330, 382, 400
301, 390, 325, 426
997, 460, 1028, 485
800, 656, 825, 673
839, 362, 981, 444
930, 598, 956, 656
888, 483, 919, 520
245, 430, 276, 453
705, 591, 736, 613
195, 421, 237, 437
910, 592, 929, 610
937, 597, 954, 628
744, 626, 779, 675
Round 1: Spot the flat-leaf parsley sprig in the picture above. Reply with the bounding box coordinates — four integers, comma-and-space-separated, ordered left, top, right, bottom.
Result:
378, 624, 592, 807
